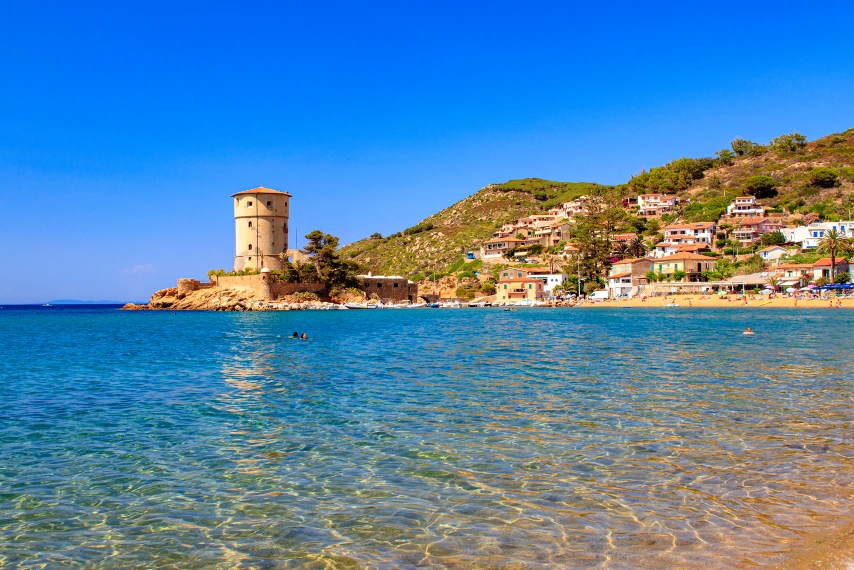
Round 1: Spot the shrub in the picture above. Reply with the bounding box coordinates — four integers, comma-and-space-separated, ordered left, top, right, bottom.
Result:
403, 222, 434, 236
744, 176, 777, 199
770, 132, 807, 154
835, 272, 850, 284
370, 232, 383, 239
481, 282, 496, 296
646, 270, 658, 283
760, 231, 786, 246
672, 270, 686, 282
808, 168, 840, 188
455, 287, 476, 300
815, 277, 831, 287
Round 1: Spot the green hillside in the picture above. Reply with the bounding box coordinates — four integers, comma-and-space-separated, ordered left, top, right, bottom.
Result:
339, 179, 607, 277
340, 127, 854, 278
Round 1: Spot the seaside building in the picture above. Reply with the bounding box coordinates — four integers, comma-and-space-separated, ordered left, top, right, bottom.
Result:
495, 277, 545, 302
607, 258, 653, 297
811, 258, 850, 281
651, 253, 716, 282
232, 186, 291, 271
358, 275, 418, 303
781, 221, 854, 250
652, 242, 711, 259
481, 237, 525, 260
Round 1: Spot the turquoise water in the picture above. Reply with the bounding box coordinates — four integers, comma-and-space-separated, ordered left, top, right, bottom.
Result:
1, 306, 853, 569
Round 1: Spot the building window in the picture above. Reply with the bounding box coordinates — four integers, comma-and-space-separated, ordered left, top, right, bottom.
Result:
267, 201, 272, 206
393, 283, 399, 287
248, 244, 252, 250
248, 221, 252, 228
377, 283, 382, 288
247, 201, 253, 207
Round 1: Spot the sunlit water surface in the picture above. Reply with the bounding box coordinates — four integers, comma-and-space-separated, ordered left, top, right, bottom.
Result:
1, 305, 853, 569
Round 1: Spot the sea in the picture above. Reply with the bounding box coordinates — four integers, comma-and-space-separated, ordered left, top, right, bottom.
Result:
1, 304, 853, 569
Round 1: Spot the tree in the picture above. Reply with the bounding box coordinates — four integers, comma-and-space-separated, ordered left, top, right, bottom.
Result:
760, 231, 786, 246
716, 148, 735, 165
516, 232, 526, 240
744, 176, 777, 199
809, 168, 840, 188
770, 132, 807, 154
765, 276, 780, 291
302, 230, 362, 287
817, 229, 854, 282
672, 270, 686, 282
628, 234, 647, 258
731, 138, 759, 156
834, 271, 851, 284
541, 252, 559, 273
370, 232, 383, 239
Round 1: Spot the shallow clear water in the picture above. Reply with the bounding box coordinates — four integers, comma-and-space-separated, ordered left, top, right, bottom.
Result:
1, 305, 853, 569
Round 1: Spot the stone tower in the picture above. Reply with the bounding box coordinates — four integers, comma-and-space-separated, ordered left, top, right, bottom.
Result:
232, 186, 291, 271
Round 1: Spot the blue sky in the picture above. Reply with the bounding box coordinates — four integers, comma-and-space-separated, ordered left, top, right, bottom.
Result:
1, 1, 853, 303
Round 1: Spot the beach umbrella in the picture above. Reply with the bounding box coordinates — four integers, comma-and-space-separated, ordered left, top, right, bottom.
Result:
807, 284, 818, 290
717, 290, 728, 296
764, 284, 776, 290
785, 287, 796, 293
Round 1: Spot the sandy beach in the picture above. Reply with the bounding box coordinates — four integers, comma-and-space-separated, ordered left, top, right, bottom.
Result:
581, 295, 850, 309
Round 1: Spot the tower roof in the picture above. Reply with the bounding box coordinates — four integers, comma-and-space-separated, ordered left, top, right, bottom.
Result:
231, 186, 292, 197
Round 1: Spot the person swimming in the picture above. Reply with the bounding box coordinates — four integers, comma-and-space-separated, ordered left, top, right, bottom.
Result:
292, 332, 299, 338
743, 327, 754, 335
301, 333, 308, 340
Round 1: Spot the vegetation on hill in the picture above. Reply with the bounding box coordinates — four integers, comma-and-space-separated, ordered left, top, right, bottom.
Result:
339, 179, 610, 277
340, 128, 854, 279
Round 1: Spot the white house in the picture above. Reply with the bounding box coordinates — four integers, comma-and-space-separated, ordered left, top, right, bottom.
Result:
781, 221, 854, 249
663, 221, 717, 244
726, 196, 766, 217
637, 194, 678, 216
758, 246, 788, 261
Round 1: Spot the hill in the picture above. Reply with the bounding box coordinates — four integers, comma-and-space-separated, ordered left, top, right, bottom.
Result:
339, 179, 608, 278
339, 127, 854, 278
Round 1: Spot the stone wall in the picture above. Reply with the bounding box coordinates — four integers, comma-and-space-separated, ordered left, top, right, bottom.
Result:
177, 279, 215, 295
212, 274, 325, 300
271, 282, 325, 298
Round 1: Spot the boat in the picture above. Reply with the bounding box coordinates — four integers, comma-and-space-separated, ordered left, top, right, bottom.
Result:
407, 303, 427, 308
663, 302, 679, 308
427, 303, 440, 308
345, 303, 371, 309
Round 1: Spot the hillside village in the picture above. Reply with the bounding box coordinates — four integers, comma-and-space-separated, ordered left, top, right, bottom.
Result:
342, 127, 854, 302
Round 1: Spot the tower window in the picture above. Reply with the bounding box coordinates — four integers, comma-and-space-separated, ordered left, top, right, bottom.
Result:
248, 221, 252, 228
247, 201, 253, 207
267, 201, 272, 206
248, 244, 252, 250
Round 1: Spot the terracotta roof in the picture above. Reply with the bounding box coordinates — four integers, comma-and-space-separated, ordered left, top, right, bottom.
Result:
812, 258, 849, 267
608, 271, 632, 279
616, 257, 650, 264
485, 237, 523, 244
758, 246, 787, 252
232, 186, 292, 197
778, 263, 814, 269
657, 243, 708, 251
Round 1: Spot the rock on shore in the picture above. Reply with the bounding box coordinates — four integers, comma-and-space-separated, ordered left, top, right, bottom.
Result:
124, 285, 353, 311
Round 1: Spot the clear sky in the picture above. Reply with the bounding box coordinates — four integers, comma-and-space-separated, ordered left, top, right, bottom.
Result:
1, 1, 853, 303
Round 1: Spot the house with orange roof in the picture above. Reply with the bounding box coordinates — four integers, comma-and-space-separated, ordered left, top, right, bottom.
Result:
663, 221, 717, 245
653, 241, 711, 258
495, 277, 545, 302
758, 245, 788, 262
481, 237, 524, 260
732, 217, 785, 246
637, 194, 679, 216
650, 253, 717, 282
607, 258, 654, 297
811, 258, 850, 281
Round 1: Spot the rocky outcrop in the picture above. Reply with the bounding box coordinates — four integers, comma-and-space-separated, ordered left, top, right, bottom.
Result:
137, 285, 345, 311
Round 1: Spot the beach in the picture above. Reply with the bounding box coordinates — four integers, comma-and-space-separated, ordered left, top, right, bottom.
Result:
582, 294, 848, 309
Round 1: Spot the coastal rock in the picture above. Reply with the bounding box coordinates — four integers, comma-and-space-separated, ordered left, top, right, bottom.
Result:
120, 303, 150, 310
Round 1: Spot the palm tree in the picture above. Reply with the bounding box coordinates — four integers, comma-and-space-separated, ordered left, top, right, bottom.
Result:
765, 276, 780, 292
614, 242, 630, 260
629, 234, 647, 258
542, 252, 559, 273
817, 229, 854, 282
